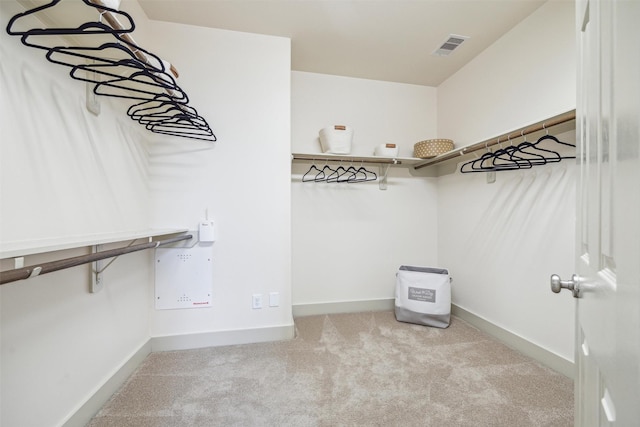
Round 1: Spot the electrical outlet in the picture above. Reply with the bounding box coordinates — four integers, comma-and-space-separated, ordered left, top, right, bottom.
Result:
252, 293, 263, 309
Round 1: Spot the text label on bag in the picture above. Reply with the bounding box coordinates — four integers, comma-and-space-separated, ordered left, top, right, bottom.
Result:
408, 287, 436, 303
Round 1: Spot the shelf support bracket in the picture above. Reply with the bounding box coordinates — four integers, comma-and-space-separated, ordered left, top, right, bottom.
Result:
379, 164, 391, 190
91, 245, 104, 293
91, 239, 142, 293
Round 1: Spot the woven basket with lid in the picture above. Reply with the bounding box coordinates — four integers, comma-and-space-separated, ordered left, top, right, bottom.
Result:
413, 139, 454, 158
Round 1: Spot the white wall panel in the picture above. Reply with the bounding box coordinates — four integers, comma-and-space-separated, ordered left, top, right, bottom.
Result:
293, 71, 437, 158
436, 0, 576, 362
0, 2, 153, 425
438, 0, 576, 147
144, 22, 293, 335
292, 72, 438, 307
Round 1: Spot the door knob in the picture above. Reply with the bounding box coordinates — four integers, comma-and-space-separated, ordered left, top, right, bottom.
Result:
550, 274, 581, 298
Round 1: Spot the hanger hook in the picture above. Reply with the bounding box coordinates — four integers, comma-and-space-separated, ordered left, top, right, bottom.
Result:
543, 122, 549, 135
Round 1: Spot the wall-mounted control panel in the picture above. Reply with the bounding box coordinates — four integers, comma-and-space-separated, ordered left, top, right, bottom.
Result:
155, 245, 213, 310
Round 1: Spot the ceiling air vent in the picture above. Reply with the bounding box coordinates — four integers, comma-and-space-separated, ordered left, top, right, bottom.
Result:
432, 34, 469, 56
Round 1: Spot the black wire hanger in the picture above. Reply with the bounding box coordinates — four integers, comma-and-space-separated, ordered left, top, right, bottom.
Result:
6, 0, 135, 38
535, 125, 576, 160
126, 94, 214, 140
128, 99, 202, 125
348, 163, 377, 182
44, 42, 187, 102
302, 164, 323, 182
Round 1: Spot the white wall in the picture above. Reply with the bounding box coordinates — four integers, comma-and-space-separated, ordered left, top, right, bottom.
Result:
292, 72, 438, 158
0, 1, 292, 426
438, 0, 576, 146
436, 0, 576, 361
0, 1, 153, 426
292, 72, 438, 309
143, 21, 292, 336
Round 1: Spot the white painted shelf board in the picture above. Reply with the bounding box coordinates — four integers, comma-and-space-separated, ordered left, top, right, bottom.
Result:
0, 229, 189, 259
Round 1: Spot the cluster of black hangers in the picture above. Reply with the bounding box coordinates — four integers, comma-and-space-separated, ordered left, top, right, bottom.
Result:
6, 0, 215, 142
460, 132, 575, 173
303, 162, 378, 183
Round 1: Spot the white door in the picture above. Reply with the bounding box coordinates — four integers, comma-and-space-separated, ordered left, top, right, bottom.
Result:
553, 0, 640, 425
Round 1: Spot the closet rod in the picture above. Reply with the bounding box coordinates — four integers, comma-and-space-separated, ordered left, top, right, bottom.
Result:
291, 153, 403, 165
88, 0, 179, 78
413, 110, 576, 170
0, 234, 192, 285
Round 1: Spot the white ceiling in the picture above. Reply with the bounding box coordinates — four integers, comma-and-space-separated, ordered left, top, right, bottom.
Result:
138, 0, 547, 87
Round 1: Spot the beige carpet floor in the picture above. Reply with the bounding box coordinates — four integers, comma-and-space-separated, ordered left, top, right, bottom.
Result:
88, 311, 574, 426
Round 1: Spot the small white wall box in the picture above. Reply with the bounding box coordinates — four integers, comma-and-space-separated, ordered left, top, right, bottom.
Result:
155, 245, 213, 310
199, 220, 215, 243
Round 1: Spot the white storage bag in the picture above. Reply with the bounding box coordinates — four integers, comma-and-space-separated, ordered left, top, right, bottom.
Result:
395, 265, 451, 328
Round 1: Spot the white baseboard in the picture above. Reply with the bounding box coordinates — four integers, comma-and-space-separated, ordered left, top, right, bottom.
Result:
451, 305, 574, 379
62, 340, 152, 427
293, 298, 395, 317
292, 299, 574, 379
150, 323, 296, 352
